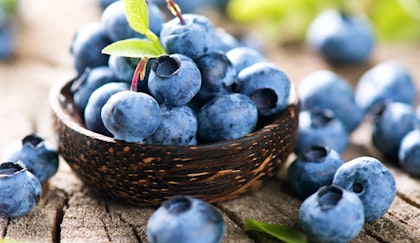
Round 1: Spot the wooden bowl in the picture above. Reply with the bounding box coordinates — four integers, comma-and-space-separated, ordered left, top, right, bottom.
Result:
49, 78, 299, 207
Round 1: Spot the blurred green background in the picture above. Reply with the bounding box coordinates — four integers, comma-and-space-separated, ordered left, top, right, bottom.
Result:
226, 0, 420, 44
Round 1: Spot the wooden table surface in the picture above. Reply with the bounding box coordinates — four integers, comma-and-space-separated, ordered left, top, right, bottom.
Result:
1, 0, 419, 242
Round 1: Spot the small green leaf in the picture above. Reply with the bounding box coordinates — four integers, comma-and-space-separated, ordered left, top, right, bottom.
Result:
245, 218, 308, 243
124, 0, 149, 35
102, 38, 163, 58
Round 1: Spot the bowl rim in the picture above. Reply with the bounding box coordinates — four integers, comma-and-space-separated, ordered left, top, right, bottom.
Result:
49, 77, 299, 150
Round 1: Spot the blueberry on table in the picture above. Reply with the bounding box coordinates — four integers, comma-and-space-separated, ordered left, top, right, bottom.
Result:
333, 156, 396, 222
288, 145, 343, 199
299, 185, 365, 243
71, 22, 111, 75
160, 13, 216, 59
355, 61, 416, 114
226, 46, 266, 74
0, 17, 13, 59
306, 9, 374, 64
0, 161, 42, 218
296, 109, 348, 155
2, 134, 59, 183
298, 70, 363, 133
371, 101, 418, 159
84, 82, 129, 136
147, 195, 225, 243
101, 90, 161, 143
399, 128, 420, 177
145, 104, 198, 145
72, 66, 117, 117
236, 62, 291, 117
197, 93, 258, 143
148, 54, 202, 106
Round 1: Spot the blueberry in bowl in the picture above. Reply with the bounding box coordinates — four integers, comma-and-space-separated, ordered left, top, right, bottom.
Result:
49, 76, 298, 207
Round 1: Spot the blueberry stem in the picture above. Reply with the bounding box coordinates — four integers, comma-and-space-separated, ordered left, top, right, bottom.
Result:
166, 0, 185, 25
131, 56, 150, 92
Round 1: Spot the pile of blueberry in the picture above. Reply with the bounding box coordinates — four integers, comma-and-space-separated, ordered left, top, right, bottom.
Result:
0, 134, 59, 218
71, 0, 292, 145
0, 0, 18, 59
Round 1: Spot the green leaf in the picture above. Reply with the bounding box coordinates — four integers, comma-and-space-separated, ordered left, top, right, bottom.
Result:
102, 38, 163, 58
123, 0, 149, 35
245, 218, 308, 243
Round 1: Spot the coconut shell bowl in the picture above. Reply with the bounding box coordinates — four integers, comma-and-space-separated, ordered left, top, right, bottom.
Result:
49, 78, 299, 207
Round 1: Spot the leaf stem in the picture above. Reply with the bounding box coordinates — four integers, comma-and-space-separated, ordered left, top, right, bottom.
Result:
166, 0, 185, 25
131, 56, 150, 92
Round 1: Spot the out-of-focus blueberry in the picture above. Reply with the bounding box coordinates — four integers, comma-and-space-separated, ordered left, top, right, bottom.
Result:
0, 22, 13, 59
355, 61, 416, 113
299, 185, 365, 243
98, 0, 118, 10
160, 14, 215, 59
108, 55, 138, 82
333, 156, 396, 222
71, 22, 112, 75
72, 66, 117, 117
288, 145, 343, 199
101, 90, 161, 143
0, 161, 42, 218
371, 101, 418, 159
212, 28, 241, 53
298, 70, 363, 132
147, 195, 225, 243
2, 134, 59, 183
399, 128, 420, 177
198, 93, 258, 143
307, 9, 374, 64
236, 62, 291, 116
296, 109, 348, 155
226, 46, 266, 74
84, 82, 129, 136
146, 104, 197, 145
148, 54, 201, 105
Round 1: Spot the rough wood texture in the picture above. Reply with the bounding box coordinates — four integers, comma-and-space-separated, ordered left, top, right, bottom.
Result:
0, 0, 419, 242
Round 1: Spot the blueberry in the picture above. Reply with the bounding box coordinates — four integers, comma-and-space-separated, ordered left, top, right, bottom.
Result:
101, 90, 161, 143
333, 156, 396, 222
108, 55, 139, 82
145, 104, 198, 145
101, 0, 163, 41
371, 101, 418, 159
398, 128, 420, 177
84, 82, 129, 136
194, 51, 237, 105
355, 61, 416, 113
236, 62, 291, 116
98, 0, 118, 10
72, 66, 117, 117
71, 22, 112, 75
0, 17, 13, 59
307, 9, 374, 64
148, 54, 201, 106
0, 161, 42, 218
197, 93, 258, 143
299, 185, 365, 243
226, 46, 266, 74
160, 14, 215, 59
288, 145, 343, 199
296, 109, 348, 155
2, 134, 59, 183
211, 28, 241, 53
147, 195, 225, 243
298, 70, 363, 132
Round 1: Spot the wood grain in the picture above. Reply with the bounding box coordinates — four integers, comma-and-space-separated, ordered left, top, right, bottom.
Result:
0, 0, 419, 242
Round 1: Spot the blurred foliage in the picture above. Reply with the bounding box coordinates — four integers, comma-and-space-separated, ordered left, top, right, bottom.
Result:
226, 0, 420, 44
0, 0, 19, 15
